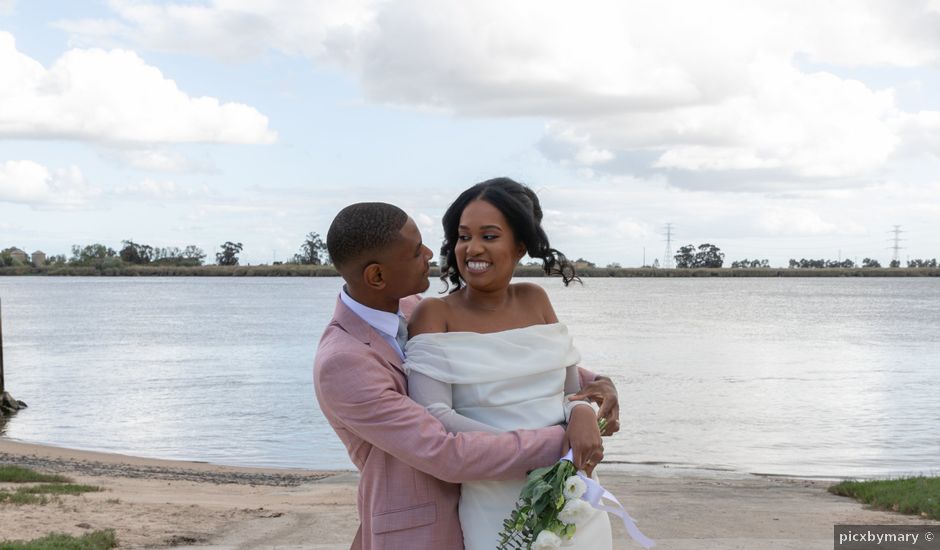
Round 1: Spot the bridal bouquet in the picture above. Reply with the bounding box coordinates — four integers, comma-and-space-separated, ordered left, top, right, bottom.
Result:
496, 419, 606, 550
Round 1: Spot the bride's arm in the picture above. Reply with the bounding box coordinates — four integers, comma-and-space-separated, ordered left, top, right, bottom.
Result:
406, 297, 501, 434
564, 364, 596, 421
408, 371, 501, 434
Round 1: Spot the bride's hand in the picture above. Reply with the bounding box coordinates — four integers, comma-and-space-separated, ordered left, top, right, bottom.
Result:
564, 406, 604, 477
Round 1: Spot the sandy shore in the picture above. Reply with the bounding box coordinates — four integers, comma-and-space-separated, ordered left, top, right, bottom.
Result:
1, 439, 937, 550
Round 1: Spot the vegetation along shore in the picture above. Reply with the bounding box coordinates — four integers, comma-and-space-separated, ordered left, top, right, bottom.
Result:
2, 235, 937, 277
1, 264, 939, 277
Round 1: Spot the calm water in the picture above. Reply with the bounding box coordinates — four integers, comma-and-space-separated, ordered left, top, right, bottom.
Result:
0, 276, 937, 478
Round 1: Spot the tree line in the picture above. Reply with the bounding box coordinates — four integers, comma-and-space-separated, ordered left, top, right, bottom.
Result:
0, 232, 330, 269
4, 236, 937, 271
672, 244, 937, 270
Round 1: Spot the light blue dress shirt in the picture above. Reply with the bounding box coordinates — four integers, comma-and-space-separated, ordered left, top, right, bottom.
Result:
340, 287, 406, 360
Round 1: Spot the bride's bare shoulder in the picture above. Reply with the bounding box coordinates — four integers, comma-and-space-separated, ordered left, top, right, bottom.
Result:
408, 296, 450, 336
510, 282, 558, 323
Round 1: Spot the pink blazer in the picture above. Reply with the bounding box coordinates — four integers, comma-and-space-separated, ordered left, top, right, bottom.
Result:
314, 296, 595, 550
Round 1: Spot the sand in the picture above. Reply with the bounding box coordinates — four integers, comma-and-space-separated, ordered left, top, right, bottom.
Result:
1, 438, 937, 549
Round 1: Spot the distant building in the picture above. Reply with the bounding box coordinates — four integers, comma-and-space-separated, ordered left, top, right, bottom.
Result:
6, 247, 28, 263
32, 250, 46, 266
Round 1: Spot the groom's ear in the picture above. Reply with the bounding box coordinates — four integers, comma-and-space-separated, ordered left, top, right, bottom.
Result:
362, 262, 387, 290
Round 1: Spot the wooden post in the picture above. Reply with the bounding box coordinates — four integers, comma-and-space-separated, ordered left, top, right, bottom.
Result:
0, 297, 25, 411
0, 297, 5, 395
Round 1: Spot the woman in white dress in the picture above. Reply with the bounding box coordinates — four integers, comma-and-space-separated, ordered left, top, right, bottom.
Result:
405, 177, 613, 550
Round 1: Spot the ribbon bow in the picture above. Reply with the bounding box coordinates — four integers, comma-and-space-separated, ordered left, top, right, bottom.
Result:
562, 450, 655, 548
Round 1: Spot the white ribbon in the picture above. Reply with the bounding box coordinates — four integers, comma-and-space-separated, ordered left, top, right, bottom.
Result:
562, 450, 656, 548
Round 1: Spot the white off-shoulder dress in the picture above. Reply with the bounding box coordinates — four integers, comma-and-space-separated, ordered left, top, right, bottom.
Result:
404, 323, 612, 550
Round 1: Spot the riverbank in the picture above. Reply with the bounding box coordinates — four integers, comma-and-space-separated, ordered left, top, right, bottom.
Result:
1, 440, 937, 549
2, 265, 939, 277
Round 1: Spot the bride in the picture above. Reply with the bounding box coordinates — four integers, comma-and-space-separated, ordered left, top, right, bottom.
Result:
405, 177, 613, 549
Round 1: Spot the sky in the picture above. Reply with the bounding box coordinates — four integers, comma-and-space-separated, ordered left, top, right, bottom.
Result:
1, 0, 939, 267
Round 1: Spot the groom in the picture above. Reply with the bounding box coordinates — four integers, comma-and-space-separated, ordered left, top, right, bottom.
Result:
314, 202, 620, 550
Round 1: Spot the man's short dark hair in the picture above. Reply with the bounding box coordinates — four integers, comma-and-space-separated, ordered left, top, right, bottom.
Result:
327, 202, 409, 270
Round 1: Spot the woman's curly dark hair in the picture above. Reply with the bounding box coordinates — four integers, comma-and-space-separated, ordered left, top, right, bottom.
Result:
440, 177, 579, 293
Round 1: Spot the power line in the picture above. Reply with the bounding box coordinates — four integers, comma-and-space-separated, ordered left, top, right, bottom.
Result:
888, 225, 904, 266
662, 223, 674, 269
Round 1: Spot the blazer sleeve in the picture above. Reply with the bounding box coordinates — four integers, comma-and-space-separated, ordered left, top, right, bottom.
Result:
577, 365, 597, 389
316, 350, 566, 484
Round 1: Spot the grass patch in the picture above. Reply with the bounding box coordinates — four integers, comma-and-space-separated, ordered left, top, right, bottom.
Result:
829, 476, 940, 520
0, 490, 48, 505
0, 479, 102, 505
0, 466, 71, 484
16, 484, 101, 496
0, 530, 117, 550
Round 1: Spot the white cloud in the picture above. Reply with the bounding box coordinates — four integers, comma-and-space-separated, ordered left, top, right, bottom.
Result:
55, 0, 376, 62
103, 148, 216, 173
114, 178, 210, 200
0, 160, 101, 208
0, 31, 276, 144
49, 0, 940, 193
755, 207, 865, 237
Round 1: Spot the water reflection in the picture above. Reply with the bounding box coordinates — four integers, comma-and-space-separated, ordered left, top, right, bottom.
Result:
0, 276, 937, 477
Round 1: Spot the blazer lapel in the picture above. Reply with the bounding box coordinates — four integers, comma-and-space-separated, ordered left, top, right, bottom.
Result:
332, 297, 406, 372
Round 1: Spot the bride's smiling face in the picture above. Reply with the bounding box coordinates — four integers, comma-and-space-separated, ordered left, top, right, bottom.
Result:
455, 199, 526, 290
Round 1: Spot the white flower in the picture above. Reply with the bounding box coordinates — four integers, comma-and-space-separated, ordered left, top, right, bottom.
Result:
533, 529, 563, 550
563, 475, 587, 499
557, 498, 593, 526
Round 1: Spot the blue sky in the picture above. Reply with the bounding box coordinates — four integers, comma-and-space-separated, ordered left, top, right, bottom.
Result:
1, 0, 939, 267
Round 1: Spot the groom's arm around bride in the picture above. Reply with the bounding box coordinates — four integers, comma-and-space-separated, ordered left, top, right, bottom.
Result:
315, 203, 599, 550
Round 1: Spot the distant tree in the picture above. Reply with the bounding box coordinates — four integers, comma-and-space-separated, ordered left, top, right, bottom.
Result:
907, 258, 938, 268
574, 258, 596, 268
862, 258, 882, 268
216, 242, 243, 266
652, 259, 660, 269
152, 246, 179, 262
889, 259, 901, 268
731, 259, 770, 268
695, 244, 724, 267
0, 250, 15, 267
676, 243, 724, 268
293, 232, 327, 265
136, 245, 205, 266
181, 245, 206, 265
606, 262, 622, 269
69, 244, 117, 266
674, 245, 696, 268
119, 240, 154, 264
788, 258, 853, 269
46, 254, 67, 265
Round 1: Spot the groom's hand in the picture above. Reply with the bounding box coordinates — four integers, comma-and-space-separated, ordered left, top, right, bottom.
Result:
568, 376, 620, 436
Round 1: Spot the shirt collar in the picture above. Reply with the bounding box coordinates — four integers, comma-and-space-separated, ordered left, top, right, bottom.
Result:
340, 287, 402, 340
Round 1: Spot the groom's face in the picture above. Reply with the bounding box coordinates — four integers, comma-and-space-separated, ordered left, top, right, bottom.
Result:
380, 217, 433, 298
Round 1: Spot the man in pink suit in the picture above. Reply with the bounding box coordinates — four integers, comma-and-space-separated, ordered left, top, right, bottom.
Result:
314, 202, 620, 549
